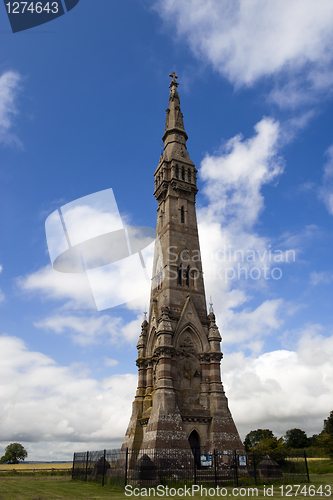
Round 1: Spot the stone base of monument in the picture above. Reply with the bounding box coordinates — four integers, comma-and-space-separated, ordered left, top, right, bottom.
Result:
91, 456, 110, 480
130, 454, 160, 486
257, 455, 283, 479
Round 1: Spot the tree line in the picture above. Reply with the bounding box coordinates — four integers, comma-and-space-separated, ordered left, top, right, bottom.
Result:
243, 410, 333, 461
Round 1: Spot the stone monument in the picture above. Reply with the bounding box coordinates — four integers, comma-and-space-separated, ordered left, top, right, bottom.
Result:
121, 73, 244, 457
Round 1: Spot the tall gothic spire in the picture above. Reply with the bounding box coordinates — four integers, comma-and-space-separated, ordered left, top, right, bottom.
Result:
152, 73, 205, 324
161, 72, 190, 165
120, 75, 244, 458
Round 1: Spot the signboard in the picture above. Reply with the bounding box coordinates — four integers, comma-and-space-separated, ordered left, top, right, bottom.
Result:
200, 455, 213, 467
239, 455, 247, 466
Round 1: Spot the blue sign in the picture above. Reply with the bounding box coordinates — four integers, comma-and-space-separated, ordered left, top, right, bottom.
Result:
200, 455, 212, 467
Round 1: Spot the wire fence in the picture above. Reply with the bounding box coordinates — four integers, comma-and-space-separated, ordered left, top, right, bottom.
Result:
72, 447, 310, 488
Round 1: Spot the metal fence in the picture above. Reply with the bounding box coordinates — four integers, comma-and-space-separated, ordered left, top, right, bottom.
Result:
72, 447, 309, 488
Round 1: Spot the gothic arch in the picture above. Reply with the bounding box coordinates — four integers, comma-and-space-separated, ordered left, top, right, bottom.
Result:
174, 323, 209, 353
188, 429, 201, 467
146, 327, 157, 357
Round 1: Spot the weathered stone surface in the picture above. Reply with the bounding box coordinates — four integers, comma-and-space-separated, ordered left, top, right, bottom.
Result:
257, 455, 283, 479
121, 73, 244, 457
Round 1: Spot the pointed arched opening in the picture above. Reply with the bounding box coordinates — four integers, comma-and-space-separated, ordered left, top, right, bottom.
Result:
181, 206, 185, 224
188, 430, 200, 468
185, 266, 190, 287
178, 264, 183, 285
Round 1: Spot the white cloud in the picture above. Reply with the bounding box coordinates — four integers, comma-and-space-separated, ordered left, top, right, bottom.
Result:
17, 265, 97, 310
34, 314, 123, 346
1, 327, 332, 460
153, 0, 333, 105
224, 327, 333, 439
122, 314, 145, 343
103, 357, 119, 367
221, 299, 284, 345
199, 117, 283, 227
196, 118, 287, 349
310, 271, 333, 286
319, 145, 333, 215
0, 334, 136, 460
0, 71, 22, 146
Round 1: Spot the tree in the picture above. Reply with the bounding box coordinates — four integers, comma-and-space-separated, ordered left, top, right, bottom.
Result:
254, 436, 287, 464
316, 433, 333, 459
316, 411, 333, 460
244, 429, 274, 452
0, 443, 27, 464
284, 428, 309, 448
324, 411, 333, 437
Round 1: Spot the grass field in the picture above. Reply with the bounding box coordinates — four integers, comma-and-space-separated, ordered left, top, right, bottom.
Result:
0, 474, 332, 500
0, 463, 72, 472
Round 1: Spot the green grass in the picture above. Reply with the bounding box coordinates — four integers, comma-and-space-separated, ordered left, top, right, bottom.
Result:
0, 474, 333, 500
0, 476, 124, 500
307, 460, 333, 474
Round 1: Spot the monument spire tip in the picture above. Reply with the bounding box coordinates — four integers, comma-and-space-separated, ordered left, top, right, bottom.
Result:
169, 71, 179, 88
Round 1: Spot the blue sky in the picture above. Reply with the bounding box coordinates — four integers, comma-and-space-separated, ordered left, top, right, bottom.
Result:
1, 0, 333, 461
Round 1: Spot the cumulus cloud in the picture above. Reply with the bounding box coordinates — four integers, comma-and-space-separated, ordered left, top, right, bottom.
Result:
199, 117, 284, 226
0, 334, 136, 460
196, 118, 289, 350
0, 70, 22, 146
1, 327, 332, 459
224, 327, 333, 439
17, 265, 97, 310
153, 0, 333, 105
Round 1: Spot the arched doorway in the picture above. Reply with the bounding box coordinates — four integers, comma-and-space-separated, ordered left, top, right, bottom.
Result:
188, 430, 200, 468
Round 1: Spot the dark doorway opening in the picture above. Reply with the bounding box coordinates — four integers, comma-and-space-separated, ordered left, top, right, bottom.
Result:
189, 430, 200, 468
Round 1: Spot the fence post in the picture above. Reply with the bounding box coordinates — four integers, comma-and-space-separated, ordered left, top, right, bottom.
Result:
214, 449, 217, 488
234, 451, 238, 487
85, 451, 89, 482
102, 449, 106, 487
304, 450, 310, 482
252, 450, 257, 485
72, 453, 75, 480
124, 447, 129, 488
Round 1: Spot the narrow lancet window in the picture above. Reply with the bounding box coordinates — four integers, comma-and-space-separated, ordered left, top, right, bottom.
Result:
181, 206, 185, 223
188, 169, 191, 182
178, 264, 182, 285
181, 166, 185, 180
186, 266, 190, 287
175, 165, 179, 178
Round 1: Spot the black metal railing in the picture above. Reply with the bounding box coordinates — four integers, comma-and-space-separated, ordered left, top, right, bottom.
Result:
72, 447, 309, 488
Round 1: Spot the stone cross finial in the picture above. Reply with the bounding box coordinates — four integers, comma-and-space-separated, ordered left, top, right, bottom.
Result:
169, 71, 179, 88
209, 296, 214, 314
